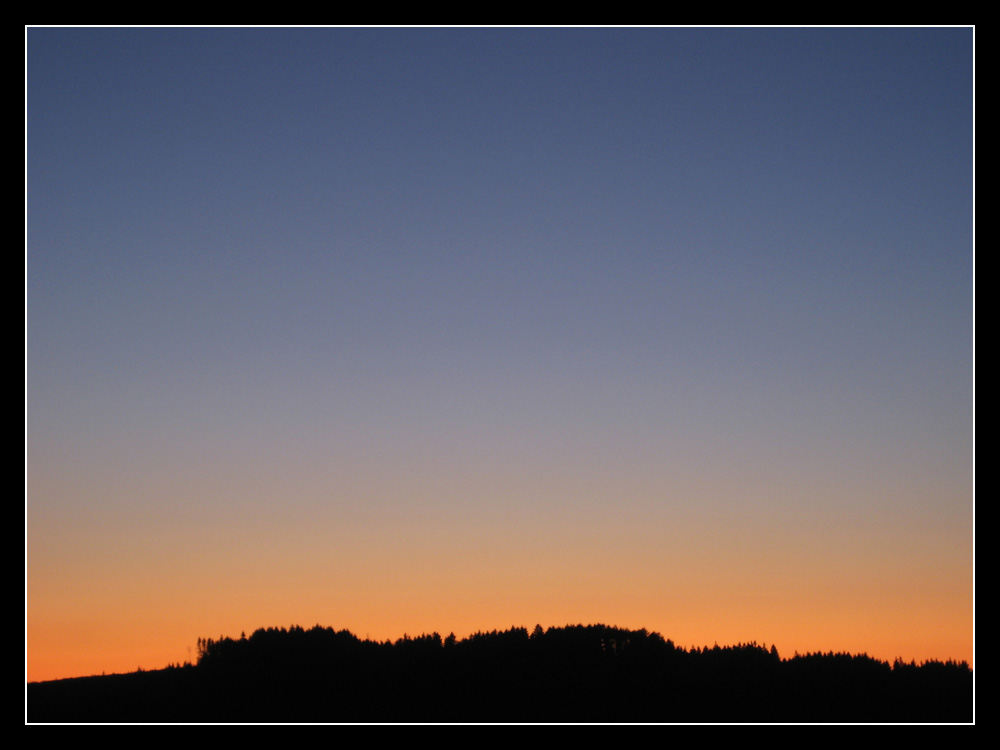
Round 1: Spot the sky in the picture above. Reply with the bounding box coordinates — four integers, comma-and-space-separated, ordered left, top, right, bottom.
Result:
26, 27, 973, 682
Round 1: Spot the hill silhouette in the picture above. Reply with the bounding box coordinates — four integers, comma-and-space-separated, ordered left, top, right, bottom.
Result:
26, 623, 972, 722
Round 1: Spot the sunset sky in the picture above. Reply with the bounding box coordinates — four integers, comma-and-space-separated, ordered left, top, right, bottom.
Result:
26, 27, 973, 683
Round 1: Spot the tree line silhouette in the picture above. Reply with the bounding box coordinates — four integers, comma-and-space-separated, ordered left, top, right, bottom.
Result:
28, 623, 972, 722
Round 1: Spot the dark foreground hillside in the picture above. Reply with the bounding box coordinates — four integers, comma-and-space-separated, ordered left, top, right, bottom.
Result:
27, 624, 973, 722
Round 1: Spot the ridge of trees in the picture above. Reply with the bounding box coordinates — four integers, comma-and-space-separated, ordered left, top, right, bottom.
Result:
28, 623, 972, 723
193, 622, 969, 674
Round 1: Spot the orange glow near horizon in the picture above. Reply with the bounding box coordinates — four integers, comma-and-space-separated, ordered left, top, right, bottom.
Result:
26, 481, 973, 682
27, 591, 973, 683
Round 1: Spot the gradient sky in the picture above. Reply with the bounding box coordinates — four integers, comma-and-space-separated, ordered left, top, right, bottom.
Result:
26, 27, 973, 682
